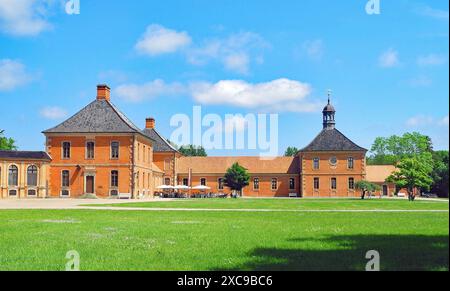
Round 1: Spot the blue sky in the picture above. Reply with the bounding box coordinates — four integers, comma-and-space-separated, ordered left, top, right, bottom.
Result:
0, 0, 448, 155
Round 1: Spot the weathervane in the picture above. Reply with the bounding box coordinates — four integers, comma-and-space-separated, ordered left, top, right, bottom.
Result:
327, 89, 332, 104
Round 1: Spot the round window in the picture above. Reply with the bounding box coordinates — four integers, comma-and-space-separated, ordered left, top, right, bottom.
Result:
329, 156, 337, 165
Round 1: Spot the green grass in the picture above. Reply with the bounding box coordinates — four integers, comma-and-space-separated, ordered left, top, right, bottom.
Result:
0, 199, 448, 271
86, 198, 450, 211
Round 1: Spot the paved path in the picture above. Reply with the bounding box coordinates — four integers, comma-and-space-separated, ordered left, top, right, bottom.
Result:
0, 198, 447, 213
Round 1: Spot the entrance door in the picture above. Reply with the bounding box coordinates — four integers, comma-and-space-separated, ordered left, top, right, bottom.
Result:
86, 176, 95, 194
382, 185, 388, 196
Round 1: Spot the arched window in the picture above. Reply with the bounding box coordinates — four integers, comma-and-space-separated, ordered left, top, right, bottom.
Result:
8, 165, 18, 186
27, 165, 38, 187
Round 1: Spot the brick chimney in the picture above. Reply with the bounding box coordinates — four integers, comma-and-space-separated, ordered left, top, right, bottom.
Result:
97, 84, 110, 101
145, 117, 155, 129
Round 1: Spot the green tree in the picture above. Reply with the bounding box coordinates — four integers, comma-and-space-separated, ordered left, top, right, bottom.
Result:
223, 162, 250, 197
284, 147, 299, 157
386, 153, 434, 201
431, 151, 449, 198
0, 130, 17, 150
178, 145, 207, 157
367, 132, 433, 165
355, 180, 381, 200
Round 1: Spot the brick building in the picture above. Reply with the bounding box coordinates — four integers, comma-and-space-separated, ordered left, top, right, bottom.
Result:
0, 84, 396, 199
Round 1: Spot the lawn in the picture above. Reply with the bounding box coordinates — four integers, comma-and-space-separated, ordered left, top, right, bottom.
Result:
0, 199, 448, 271
86, 198, 450, 211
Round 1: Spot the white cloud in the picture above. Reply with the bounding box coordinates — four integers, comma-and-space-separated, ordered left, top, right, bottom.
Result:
378, 48, 400, 68
0, 0, 53, 36
417, 6, 449, 21
135, 24, 192, 56
40, 106, 68, 120
190, 78, 319, 112
417, 54, 448, 66
406, 115, 449, 127
114, 79, 186, 102
223, 53, 250, 75
0, 59, 32, 91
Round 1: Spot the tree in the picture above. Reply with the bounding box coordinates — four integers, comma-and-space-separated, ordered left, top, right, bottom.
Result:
178, 145, 207, 157
430, 151, 449, 198
284, 147, 299, 157
223, 162, 250, 197
367, 132, 433, 165
386, 153, 434, 201
355, 180, 381, 200
0, 130, 17, 150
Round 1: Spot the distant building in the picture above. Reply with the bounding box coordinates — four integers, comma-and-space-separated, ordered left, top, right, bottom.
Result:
0, 84, 396, 199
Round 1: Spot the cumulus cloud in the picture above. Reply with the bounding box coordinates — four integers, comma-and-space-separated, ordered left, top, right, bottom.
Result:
40, 106, 68, 120
0, 59, 33, 91
417, 54, 448, 66
378, 48, 400, 68
0, 0, 53, 36
114, 79, 186, 102
115, 78, 320, 113
135, 24, 192, 56
190, 78, 319, 112
186, 31, 268, 74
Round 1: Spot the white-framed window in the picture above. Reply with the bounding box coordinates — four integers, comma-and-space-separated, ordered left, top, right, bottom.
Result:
86, 141, 95, 159
182, 178, 189, 186
314, 177, 320, 190
27, 189, 37, 197
348, 178, 355, 190
218, 178, 224, 190
111, 170, 119, 188
111, 141, 120, 159
8, 165, 18, 186
164, 177, 171, 186
200, 178, 207, 186
313, 157, 320, 170
348, 157, 354, 169
331, 177, 337, 190
61, 170, 70, 188
253, 178, 260, 190
62, 141, 71, 159
61, 189, 70, 197
27, 165, 38, 187
9, 189, 17, 196
271, 178, 278, 190
110, 189, 119, 197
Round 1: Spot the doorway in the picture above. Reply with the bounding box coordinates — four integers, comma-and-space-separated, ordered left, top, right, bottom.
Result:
382, 185, 388, 196
86, 176, 95, 194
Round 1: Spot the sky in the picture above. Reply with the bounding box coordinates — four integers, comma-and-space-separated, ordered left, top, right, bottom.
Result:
0, 0, 448, 156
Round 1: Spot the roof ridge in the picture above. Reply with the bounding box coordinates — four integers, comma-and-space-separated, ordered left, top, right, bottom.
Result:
106, 100, 141, 132
42, 100, 97, 133
333, 128, 367, 151
150, 128, 179, 151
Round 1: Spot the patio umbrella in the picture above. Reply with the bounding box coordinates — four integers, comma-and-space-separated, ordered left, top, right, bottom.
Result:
174, 185, 190, 190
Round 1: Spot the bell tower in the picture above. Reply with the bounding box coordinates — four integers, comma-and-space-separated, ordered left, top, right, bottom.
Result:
323, 89, 336, 130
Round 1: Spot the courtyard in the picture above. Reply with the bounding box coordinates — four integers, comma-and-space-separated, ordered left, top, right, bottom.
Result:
0, 198, 448, 271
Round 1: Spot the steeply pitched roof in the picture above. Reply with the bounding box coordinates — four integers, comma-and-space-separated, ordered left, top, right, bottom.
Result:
177, 156, 299, 174
43, 99, 143, 134
301, 128, 367, 152
0, 151, 51, 161
142, 128, 178, 152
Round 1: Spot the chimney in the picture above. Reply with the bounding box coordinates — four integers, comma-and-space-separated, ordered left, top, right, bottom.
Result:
145, 117, 155, 129
97, 84, 111, 101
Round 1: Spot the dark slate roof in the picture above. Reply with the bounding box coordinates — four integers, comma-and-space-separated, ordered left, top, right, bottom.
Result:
301, 128, 367, 152
142, 128, 178, 152
43, 99, 143, 134
0, 151, 51, 160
